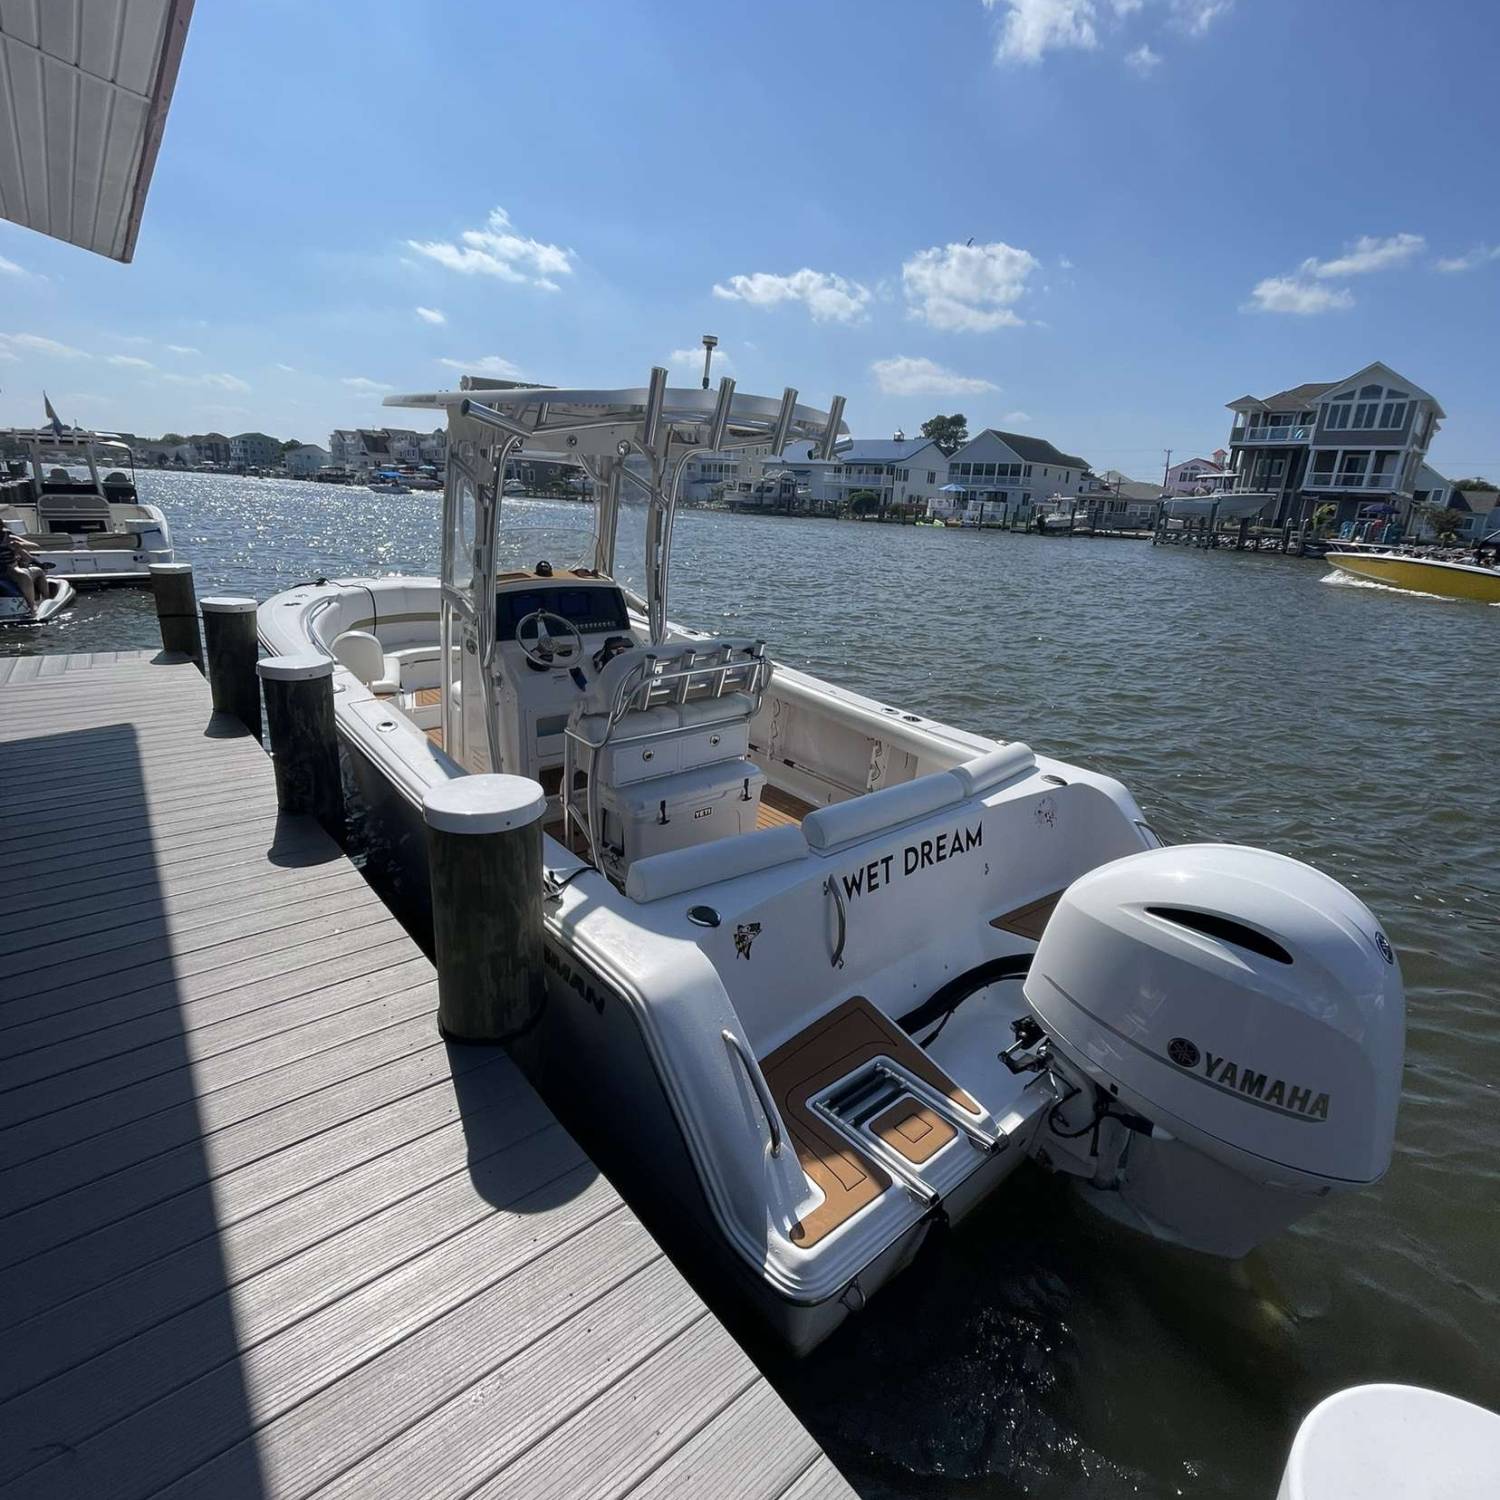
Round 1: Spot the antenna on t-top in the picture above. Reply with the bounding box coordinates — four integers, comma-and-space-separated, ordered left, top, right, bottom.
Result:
700, 334, 718, 390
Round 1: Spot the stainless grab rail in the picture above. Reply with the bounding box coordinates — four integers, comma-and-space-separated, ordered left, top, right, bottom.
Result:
824, 876, 847, 969
722, 1029, 783, 1158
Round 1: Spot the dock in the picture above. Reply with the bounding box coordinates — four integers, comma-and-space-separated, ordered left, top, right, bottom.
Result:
0, 649, 853, 1500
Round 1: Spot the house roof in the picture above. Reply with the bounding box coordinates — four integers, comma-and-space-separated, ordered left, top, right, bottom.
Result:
1227, 364, 1445, 419
959, 430, 1090, 471
839, 438, 943, 464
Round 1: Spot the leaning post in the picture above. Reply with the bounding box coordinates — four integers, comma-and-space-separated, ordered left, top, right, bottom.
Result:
257, 653, 343, 838
199, 596, 261, 741
149, 561, 202, 667
423, 775, 547, 1044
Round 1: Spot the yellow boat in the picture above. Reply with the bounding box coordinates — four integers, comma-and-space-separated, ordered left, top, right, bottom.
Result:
1327, 548, 1500, 603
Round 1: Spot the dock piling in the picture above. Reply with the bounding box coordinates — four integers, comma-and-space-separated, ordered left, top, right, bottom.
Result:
148, 561, 202, 666
257, 653, 343, 837
200, 596, 261, 740
423, 774, 547, 1043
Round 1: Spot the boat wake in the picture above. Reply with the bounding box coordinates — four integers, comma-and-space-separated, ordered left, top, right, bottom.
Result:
1320, 571, 1460, 603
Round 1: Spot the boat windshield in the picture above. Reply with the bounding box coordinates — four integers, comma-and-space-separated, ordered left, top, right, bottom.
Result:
494, 492, 601, 577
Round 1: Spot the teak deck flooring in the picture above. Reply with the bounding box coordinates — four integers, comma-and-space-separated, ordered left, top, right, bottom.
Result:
0, 649, 853, 1500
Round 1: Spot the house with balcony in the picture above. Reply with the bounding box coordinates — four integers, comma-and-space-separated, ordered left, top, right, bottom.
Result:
230, 431, 282, 470
284, 443, 332, 478
932, 430, 1091, 522
1225, 362, 1444, 528
829, 437, 947, 514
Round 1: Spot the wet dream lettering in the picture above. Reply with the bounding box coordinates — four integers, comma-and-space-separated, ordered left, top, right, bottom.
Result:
840, 822, 982, 901
1202, 1051, 1329, 1120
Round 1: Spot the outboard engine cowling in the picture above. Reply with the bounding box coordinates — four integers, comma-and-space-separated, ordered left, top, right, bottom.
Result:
1023, 843, 1404, 1256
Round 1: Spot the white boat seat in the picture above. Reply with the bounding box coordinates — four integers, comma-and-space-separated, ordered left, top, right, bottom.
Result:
383, 644, 442, 692
802, 770, 966, 853
950, 743, 1036, 796
331, 629, 399, 694
625, 824, 808, 903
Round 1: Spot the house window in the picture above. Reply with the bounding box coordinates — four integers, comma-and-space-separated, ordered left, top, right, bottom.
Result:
1379, 400, 1407, 428
927, 471, 935, 484
1311, 451, 1336, 483
1338, 452, 1368, 482
1324, 403, 1351, 430
1023, 464, 1032, 478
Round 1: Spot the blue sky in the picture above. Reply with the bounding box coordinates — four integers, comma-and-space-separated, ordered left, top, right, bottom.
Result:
2, 0, 1497, 480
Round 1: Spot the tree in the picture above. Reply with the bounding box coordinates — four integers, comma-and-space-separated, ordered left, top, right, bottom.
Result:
920, 414, 968, 455
1452, 476, 1498, 492
1412, 501, 1465, 542
281, 438, 303, 453
161, 433, 185, 445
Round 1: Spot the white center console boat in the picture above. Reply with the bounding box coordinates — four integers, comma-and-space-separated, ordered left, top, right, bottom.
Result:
1, 428, 173, 584
259, 369, 1406, 1354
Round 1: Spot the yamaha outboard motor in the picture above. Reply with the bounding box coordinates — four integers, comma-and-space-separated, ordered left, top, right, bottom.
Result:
1023, 844, 1404, 1256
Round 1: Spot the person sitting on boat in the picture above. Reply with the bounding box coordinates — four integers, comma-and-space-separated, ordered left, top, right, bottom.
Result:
0, 531, 47, 611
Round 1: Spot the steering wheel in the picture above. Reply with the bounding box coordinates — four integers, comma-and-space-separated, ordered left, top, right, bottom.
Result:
514, 609, 585, 673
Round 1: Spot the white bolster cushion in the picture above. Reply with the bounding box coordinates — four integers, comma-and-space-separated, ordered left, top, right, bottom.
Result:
625, 824, 808, 903
332, 629, 387, 686
802, 771, 966, 853
950, 742, 1036, 796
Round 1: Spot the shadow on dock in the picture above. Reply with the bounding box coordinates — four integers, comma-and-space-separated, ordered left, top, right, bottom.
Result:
0, 720, 268, 1497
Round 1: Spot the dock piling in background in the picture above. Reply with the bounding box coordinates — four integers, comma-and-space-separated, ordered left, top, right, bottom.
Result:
148, 561, 202, 666
257, 652, 343, 837
423, 775, 547, 1043
200, 595, 261, 740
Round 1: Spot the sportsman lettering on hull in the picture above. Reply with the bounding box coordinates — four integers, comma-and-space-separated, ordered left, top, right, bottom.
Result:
841, 822, 983, 901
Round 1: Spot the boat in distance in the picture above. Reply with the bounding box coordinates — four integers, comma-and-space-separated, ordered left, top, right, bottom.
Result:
259, 366, 1407, 1355
1327, 543, 1500, 603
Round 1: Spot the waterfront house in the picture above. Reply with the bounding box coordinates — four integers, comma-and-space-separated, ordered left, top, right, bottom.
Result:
284, 443, 333, 478
230, 431, 282, 469
830, 437, 947, 514
933, 430, 1091, 522
1225, 362, 1444, 529
1164, 453, 1231, 496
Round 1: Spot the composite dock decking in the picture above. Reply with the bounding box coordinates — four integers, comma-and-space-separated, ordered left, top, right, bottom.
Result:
0, 650, 854, 1500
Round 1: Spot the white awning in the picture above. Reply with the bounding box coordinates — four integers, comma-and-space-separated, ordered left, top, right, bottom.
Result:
0, 0, 194, 262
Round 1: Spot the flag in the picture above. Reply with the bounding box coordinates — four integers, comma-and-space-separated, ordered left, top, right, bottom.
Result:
43, 392, 65, 437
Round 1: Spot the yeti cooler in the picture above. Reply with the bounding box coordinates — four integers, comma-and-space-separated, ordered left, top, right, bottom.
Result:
600, 757, 765, 870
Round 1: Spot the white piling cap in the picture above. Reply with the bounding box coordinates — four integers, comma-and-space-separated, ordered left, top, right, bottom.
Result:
200, 595, 258, 614
150, 561, 194, 574
1278, 1384, 1500, 1500
257, 652, 334, 682
423, 774, 546, 834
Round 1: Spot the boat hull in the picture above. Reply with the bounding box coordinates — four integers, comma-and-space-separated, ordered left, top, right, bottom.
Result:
1328, 552, 1500, 603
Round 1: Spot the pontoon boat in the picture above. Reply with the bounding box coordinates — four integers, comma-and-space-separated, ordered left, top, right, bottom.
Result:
1, 428, 173, 584
259, 369, 1407, 1354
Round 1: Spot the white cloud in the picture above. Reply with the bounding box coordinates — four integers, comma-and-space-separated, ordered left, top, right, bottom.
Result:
407, 206, 573, 290
436, 355, 524, 379
165, 344, 200, 355
273, 362, 297, 373
901, 240, 1039, 332
871, 356, 999, 397
1170, 0, 1230, 36
1245, 276, 1354, 315
986, 0, 1231, 66
342, 376, 392, 392
987, 0, 1100, 64
1004, 410, 1033, 423
163, 370, 252, 392
1125, 42, 1162, 72
0, 332, 89, 358
1302, 233, 1425, 278
669, 346, 734, 377
1434, 245, 1500, 273
415, 306, 446, 325
0, 255, 25, 276
712, 268, 871, 324
106, 354, 154, 369
1058, 256, 1075, 270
